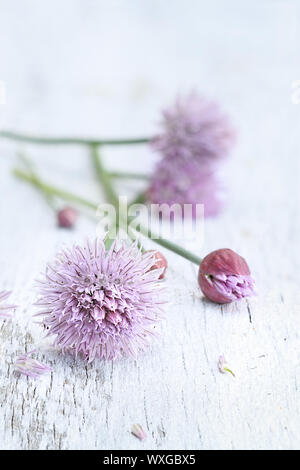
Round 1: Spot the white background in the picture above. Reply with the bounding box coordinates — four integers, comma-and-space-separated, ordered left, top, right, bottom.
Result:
0, 0, 300, 450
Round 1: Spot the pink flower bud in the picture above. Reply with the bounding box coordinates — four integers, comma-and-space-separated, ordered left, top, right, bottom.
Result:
198, 248, 255, 304
146, 250, 168, 279
57, 207, 77, 228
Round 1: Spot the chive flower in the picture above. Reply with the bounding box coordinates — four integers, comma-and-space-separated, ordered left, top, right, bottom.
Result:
35, 239, 165, 361
151, 92, 235, 164
148, 92, 235, 217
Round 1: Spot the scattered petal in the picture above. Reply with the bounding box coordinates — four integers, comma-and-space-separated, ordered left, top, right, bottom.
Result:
15, 349, 53, 379
0, 290, 17, 319
131, 424, 147, 441
218, 355, 235, 377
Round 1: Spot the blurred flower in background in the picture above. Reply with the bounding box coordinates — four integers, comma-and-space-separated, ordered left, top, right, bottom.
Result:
147, 92, 235, 218
147, 157, 223, 218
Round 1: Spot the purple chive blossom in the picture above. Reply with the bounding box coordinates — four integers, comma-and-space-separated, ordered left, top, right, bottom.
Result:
35, 239, 165, 362
147, 92, 235, 218
151, 91, 235, 164
15, 350, 53, 378
0, 290, 17, 319
147, 158, 224, 218
198, 249, 255, 304
131, 424, 147, 441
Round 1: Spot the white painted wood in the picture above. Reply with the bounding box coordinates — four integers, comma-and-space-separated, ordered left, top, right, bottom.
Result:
0, 0, 299, 450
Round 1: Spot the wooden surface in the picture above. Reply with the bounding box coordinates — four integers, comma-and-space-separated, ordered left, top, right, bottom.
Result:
0, 1, 300, 450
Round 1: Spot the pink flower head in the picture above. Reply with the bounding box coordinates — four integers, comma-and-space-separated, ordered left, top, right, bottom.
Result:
151, 91, 235, 164
198, 248, 255, 304
35, 239, 165, 361
15, 350, 53, 379
148, 92, 234, 218
147, 157, 223, 218
146, 250, 168, 279
57, 206, 78, 228
0, 290, 17, 318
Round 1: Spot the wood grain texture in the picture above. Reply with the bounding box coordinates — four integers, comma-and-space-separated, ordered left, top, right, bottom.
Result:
0, 0, 300, 450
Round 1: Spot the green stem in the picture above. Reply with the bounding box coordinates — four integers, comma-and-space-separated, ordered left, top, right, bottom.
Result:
14, 168, 202, 266
91, 146, 202, 266
13, 169, 96, 210
17, 153, 56, 209
90, 144, 119, 207
130, 191, 146, 206
0, 130, 150, 147
91, 145, 140, 246
92, 152, 148, 208
135, 224, 202, 265
109, 171, 149, 181
224, 367, 236, 378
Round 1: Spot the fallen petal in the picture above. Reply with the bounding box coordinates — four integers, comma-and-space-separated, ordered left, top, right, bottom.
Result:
131, 423, 147, 441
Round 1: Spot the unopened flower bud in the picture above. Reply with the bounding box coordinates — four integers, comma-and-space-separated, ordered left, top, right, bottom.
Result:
57, 207, 77, 228
198, 248, 255, 304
